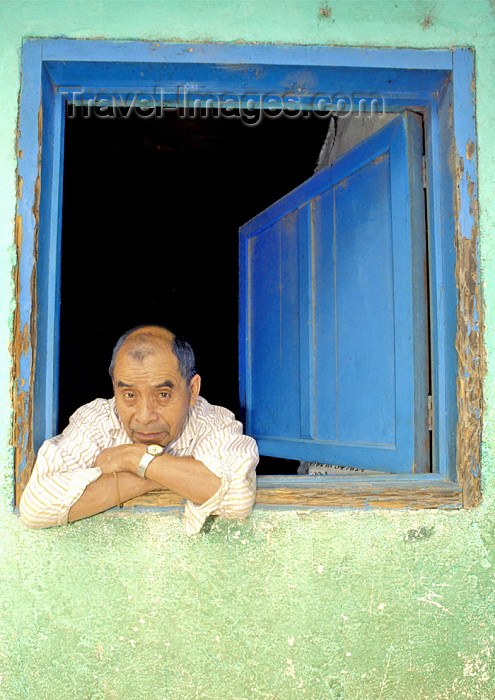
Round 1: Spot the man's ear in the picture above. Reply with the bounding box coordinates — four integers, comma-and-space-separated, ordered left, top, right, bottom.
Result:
189, 374, 201, 405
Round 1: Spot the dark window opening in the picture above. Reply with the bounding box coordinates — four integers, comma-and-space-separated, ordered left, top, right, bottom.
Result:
59, 106, 329, 474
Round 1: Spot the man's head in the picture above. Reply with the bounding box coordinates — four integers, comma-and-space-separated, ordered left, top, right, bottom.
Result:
110, 325, 201, 446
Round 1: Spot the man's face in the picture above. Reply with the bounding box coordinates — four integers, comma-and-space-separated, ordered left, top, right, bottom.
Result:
113, 345, 200, 446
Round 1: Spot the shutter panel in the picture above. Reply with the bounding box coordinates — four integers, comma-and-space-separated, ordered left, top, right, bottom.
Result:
239, 111, 429, 473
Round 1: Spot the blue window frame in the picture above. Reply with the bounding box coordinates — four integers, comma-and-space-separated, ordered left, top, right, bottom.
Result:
14, 40, 480, 509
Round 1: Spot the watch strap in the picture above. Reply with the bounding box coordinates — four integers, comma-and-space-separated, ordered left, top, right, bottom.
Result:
137, 451, 155, 478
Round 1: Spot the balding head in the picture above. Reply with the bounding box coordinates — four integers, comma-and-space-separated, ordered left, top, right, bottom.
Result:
109, 325, 196, 382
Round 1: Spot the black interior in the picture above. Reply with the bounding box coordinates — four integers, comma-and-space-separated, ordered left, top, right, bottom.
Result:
59, 105, 329, 472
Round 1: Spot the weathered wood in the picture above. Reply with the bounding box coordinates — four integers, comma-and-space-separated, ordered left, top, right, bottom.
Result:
453, 165, 484, 508
254, 475, 462, 509
122, 477, 462, 511
452, 49, 484, 509
123, 490, 185, 507
12, 105, 42, 506
255, 484, 461, 509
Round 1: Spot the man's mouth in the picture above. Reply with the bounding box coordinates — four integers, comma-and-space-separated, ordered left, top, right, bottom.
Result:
133, 430, 168, 443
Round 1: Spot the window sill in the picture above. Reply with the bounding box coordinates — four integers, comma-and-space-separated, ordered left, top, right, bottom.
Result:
122, 474, 463, 511
254, 474, 463, 509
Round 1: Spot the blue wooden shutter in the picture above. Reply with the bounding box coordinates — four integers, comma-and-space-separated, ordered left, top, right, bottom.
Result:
239, 111, 429, 473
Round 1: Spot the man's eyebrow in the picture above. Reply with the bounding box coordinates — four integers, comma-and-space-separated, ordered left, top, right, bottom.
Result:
115, 380, 175, 388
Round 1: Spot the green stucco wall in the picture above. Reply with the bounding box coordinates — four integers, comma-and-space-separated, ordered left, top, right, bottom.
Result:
1, 1, 495, 698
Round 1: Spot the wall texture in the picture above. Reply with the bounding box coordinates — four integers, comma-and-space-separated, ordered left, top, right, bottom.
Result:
1, 1, 495, 698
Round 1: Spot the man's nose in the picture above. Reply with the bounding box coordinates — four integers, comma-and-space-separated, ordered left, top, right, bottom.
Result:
134, 396, 158, 424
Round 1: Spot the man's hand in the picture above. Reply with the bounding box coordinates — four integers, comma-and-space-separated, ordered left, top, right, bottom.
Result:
95, 445, 221, 505
94, 444, 146, 474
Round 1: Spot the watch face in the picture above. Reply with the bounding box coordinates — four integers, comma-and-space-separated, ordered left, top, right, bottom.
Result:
147, 444, 164, 456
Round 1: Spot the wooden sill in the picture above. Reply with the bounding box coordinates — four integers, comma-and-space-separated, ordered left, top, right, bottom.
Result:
121, 474, 463, 511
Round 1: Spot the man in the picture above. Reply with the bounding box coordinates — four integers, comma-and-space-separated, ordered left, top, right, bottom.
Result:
20, 325, 259, 534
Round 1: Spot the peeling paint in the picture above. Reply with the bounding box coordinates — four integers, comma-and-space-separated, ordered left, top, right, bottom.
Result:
454, 145, 484, 509
20, 322, 29, 356
14, 213, 22, 251
11, 191, 25, 499
12, 105, 42, 504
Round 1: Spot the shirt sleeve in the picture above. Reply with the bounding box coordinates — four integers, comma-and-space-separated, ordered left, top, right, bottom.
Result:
19, 406, 106, 529
182, 413, 259, 535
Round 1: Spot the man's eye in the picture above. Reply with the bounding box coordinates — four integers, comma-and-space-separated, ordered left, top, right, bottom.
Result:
124, 392, 135, 399
159, 392, 171, 400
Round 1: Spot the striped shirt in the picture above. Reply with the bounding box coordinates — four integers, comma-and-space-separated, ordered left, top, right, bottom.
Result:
19, 396, 258, 535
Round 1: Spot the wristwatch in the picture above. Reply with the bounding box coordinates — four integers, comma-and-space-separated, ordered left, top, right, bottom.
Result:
137, 444, 165, 478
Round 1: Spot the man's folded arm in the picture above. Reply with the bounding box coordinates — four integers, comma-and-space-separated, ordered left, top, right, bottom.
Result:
19, 454, 102, 528
182, 428, 259, 535
67, 471, 162, 524
141, 453, 221, 505
19, 402, 114, 528
20, 454, 163, 529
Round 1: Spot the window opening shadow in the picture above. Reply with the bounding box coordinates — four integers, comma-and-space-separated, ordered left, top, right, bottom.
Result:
59, 106, 329, 474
